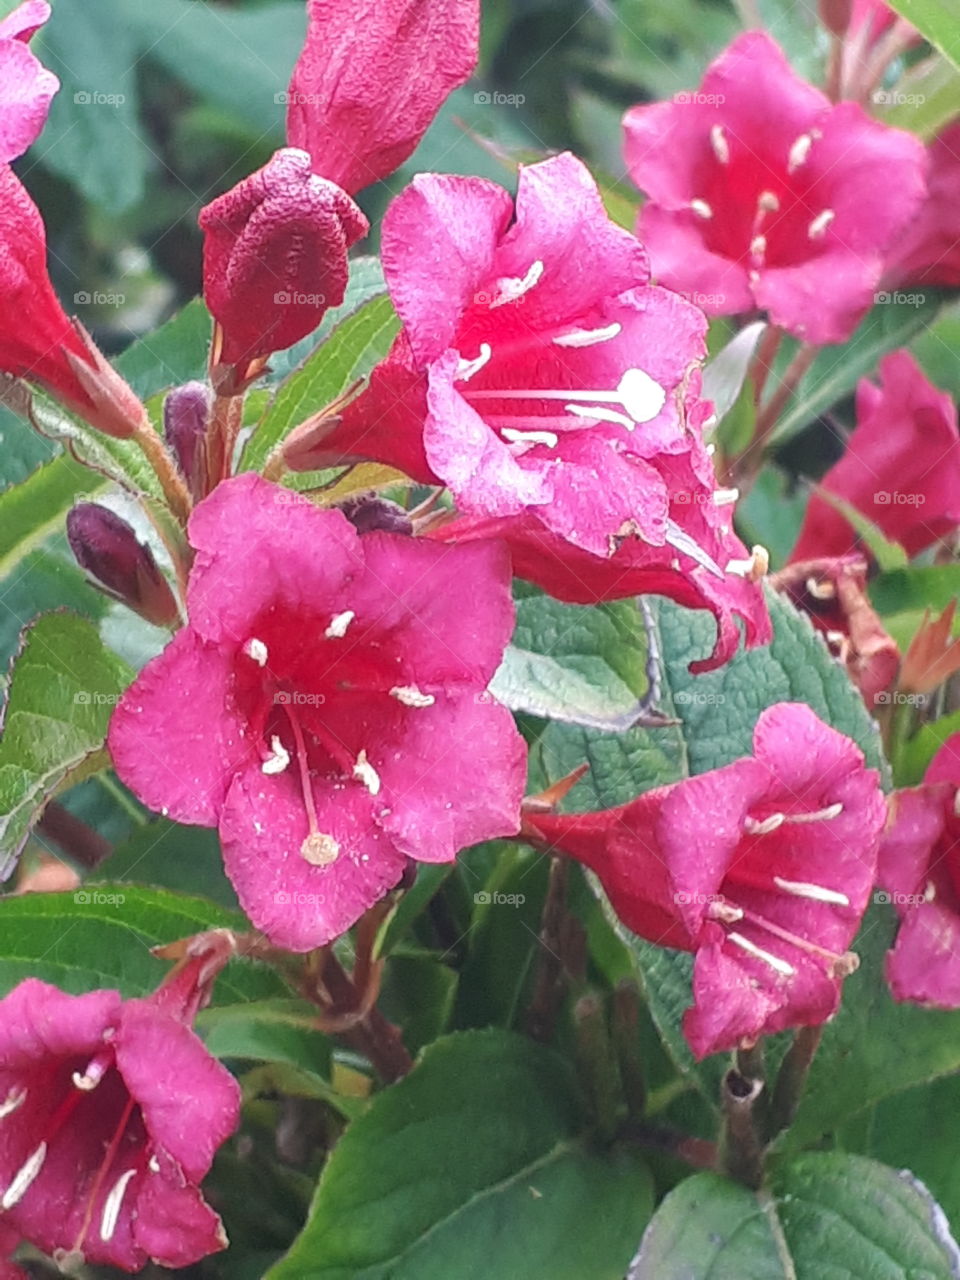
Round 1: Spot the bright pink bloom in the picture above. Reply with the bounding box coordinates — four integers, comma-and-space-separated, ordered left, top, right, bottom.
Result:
108, 474, 526, 952
877, 737, 960, 1006
0, 957, 239, 1270
286, 0, 479, 195
623, 32, 927, 345
295, 154, 728, 561
0, 0, 57, 164
790, 351, 960, 562
884, 123, 960, 289
199, 147, 368, 368
527, 703, 886, 1058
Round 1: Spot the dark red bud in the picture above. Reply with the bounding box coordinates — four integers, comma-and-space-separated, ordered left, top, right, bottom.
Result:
66, 503, 180, 628
198, 147, 368, 371
337, 493, 413, 536
163, 380, 211, 499
819, 0, 852, 36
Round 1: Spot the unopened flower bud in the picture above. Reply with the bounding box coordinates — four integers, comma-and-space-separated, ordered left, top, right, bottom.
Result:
198, 147, 368, 371
337, 493, 413, 536
67, 503, 180, 627
163, 380, 211, 499
819, 0, 852, 36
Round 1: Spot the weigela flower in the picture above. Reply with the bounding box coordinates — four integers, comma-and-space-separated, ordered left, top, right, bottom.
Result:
199, 147, 368, 369
790, 351, 960, 562
877, 737, 960, 1006
286, 0, 479, 195
0, 938, 240, 1271
290, 154, 735, 562
527, 703, 886, 1058
0, 0, 58, 165
772, 555, 899, 707
623, 32, 927, 344
108, 474, 526, 952
884, 123, 960, 289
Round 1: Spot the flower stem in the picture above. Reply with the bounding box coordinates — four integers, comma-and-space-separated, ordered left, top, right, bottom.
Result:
37, 801, 112, 871
768, 1024, 824, 1140
619, 1121, 718, 1171
733, 344, 818, 490
720, 1067, 766, 1189
132, 419, 193, 526
525, 856, 582, 1042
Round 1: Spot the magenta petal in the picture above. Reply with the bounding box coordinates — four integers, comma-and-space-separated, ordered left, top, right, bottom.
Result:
377, 691, 525, 861
185, 472, 360, 644
108, 628, 249, 826
134, 1158, 227, 1269
754, 249, 879, 346
0, 1, 50, 41
116, 1001, 240, 1182
0, 980, 118, 1064
0, 38, 57, 162
382, 174, 513, 364
886, 901, 960, 1007
219, 763, 407, 952
639, 205, 753, 315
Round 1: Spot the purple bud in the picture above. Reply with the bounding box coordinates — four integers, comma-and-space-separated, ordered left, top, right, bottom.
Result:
337, 493, 413, 537
67, 504, 180, 628
163, 380, 210, 499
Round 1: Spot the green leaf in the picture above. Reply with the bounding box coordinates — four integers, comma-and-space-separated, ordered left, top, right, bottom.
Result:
770, 292, 946, 447
886, 0, 960, 70
811, 486, 909, 571
491, 593, 653, 731
101, 818, 238, 909
129, 0, 306, 139
0, 612, 133, 868
879, 54, 960, 138
735, 466, 807, 570
114, 297, 212, 400
897, 709, 960, 784
242, 295, 400, 472
863, 1074, 960, 1229
631, 1153, 960, 1278
266, 1029, 653, 1280
870, 564, 960, 616
0, 456, 104, 580
35, 0, 147, 213
702, 321, 765, 426
0, 886, 285, 1004
0, 549, 105, 673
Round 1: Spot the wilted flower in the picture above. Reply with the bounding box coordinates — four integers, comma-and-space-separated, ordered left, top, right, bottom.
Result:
527, 703, 886, 1057
108, 474, 526, 951
623, 32, 927, 344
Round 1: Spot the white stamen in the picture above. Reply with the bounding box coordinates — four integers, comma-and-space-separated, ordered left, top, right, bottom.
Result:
825, 629, 846, 646
72, 1070, 102, 1092
456, 343, 492, 383
261, 735, 291, 776
490, 259, 543, 307
0, 1087, 25, 1119
712, 487, 739, 507
745, 813, 786, 836
710, 124, 730, 164
806, 576, 836, 600
617, 369, 667, 424
925, 880, 937, 902
709, 901, 745, 924
553, 322, 622, 348
728, 932, 796, 976
100, 1168, 137, 1242
353, 749, 381, 797
325, 610, 355, 639
706, 443, 716, 456
301, 833, 340, 866
564, 403, 636, 431
244, 638, 268, 667
2, 1143, 46, 1209
390, 685, 436, 708
784, 802, 843, 825
954, 788, 960, 819
726, 545, 769, 582
690, 198, 713, 220
148, 1155, 160, 1173
501, 427, 559, 450
758, 190, 780, 213
664, 520, 725, 579
750, 234, 767, 259
808, 209, 835, 239
773, 876, 850, 906
788, 132, 813, 172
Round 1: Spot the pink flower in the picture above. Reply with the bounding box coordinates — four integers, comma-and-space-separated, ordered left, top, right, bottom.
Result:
527, 703, 886, 1058
877, 736, 960, 1006
789, 350, 960, 562
290, 153, 726, 562
108, 474, 526, 952
884, 123, 960, 289
623, 31, 927, 344
0, 167, 145, 437
0, 943, 240, 1271
199, 147, 368, 370
0, 0, 58, 164
286, 0, 479, 195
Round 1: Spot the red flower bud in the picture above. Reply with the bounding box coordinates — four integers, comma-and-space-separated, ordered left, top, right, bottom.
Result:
67, 504, 180, 628
163, 380, 210, 500
198, 147, 368, 370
